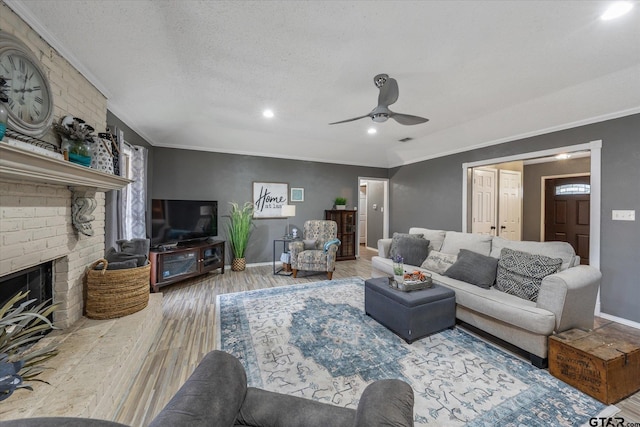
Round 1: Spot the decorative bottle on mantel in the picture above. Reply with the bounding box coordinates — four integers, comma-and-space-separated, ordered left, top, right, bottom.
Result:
0, 101, 7, 141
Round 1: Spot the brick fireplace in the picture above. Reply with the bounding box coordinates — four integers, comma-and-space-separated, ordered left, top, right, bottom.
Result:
0, 145, 129, 328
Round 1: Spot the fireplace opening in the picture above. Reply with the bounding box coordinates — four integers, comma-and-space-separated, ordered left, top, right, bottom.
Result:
0, 262, 54, 322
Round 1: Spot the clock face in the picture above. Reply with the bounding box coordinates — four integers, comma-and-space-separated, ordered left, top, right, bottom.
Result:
0, 50, 50, 124
0, 32, 54, 138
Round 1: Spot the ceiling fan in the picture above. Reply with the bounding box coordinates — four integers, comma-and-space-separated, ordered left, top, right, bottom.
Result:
329, 74, 429, 126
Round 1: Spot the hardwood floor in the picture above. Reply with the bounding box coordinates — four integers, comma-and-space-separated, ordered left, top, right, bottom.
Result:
113, 245, 640, 425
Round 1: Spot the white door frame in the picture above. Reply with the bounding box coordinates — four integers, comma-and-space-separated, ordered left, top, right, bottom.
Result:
461, 140, 602, 313
358, 177, 390, 253
358, 183, 368, 246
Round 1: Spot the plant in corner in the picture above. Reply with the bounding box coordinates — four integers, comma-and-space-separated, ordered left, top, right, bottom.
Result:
0, 291, 59, 401
226, 201, 254, 271
334, 197, 347, 210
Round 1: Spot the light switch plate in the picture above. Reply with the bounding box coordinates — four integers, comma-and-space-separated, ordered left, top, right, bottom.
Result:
612, 210, 636, 221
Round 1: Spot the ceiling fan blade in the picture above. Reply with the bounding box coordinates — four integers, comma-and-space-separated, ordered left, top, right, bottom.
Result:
378, 77, 399, 107
328, 114, 371, 125
389, 112, 429, 125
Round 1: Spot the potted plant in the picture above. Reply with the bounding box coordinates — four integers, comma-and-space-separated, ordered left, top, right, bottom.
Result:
0, 291, 59, 401
226, 201, 254, 271
334, 197, 347, 210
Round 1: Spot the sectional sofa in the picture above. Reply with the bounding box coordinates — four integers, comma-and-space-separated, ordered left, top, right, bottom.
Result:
372, 227, 602, 367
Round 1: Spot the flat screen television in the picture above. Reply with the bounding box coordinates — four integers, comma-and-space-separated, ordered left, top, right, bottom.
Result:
151, 199, 218, 247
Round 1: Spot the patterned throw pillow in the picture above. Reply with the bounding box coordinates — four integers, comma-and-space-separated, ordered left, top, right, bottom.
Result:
420, 251, 457, 274
495, 248, 563, 301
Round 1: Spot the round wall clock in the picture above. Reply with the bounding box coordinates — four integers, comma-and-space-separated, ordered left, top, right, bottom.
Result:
0, 31, 54, 138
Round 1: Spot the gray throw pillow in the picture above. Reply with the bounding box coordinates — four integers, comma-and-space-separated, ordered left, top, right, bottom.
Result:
495, 248, 563, 301
391, 236, 430, 267
389, 232, 424, 261
444, 249, 498, 289
420, 251, 457, 274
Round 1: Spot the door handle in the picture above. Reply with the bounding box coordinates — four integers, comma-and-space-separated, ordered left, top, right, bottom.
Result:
490, 226, 496, 230
500, 225, 506, 229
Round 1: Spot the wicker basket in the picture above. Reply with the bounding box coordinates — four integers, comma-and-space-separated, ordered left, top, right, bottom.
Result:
85, 258, 151, 320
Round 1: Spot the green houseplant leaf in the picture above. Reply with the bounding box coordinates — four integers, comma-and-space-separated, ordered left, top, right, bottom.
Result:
226, 201, 254, 259
0, 291, 59, 401
334, 197, 347, 206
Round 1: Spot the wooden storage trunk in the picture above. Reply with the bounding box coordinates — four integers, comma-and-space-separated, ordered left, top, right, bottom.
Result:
549, 328, 640, 404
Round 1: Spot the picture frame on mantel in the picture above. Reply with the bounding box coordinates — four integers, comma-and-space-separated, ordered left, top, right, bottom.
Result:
290, 187, 304, 202
253, 182, 288, 218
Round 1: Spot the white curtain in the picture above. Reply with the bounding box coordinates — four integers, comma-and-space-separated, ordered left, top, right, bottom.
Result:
122, 144, 148, 239
105, 143, 147, 248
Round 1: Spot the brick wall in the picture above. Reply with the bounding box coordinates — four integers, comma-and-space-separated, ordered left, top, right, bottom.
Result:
1, 2, 111, 328
0, 180, 105, 327
1, 2, 108, 144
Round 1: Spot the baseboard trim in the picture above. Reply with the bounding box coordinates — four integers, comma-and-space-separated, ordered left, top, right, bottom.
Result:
597, 312, 640, 330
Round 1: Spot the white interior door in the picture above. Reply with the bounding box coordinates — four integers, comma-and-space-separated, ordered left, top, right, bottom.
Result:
358, 184, 367, 245
498, 170, 522, 241
471, 168, 497, 235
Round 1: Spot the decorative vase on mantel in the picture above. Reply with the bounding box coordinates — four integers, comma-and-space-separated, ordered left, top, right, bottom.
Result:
231, 257, 246, 271
62, 137, 93, 167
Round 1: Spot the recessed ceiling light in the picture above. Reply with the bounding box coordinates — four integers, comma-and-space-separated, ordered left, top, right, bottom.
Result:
263, 109, 274, 118
601, 2, 633, 20
555, 153, 571, 160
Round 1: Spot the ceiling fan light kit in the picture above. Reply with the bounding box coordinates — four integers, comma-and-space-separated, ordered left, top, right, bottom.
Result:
329, 73, 429, 126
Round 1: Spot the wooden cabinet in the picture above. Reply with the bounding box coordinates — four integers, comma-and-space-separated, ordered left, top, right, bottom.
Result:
149, 240, 224, 292
325, 209, 357, 261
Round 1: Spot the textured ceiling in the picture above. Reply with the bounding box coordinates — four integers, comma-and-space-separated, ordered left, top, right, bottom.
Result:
7, 0, 640, 167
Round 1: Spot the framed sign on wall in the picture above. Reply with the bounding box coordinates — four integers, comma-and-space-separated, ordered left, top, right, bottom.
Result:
253, 182, 289, 218
290, 187, 304, 202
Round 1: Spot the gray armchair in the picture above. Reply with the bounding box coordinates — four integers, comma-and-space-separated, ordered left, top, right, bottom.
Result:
290, 220, 340, 279
0, 350, 415, 427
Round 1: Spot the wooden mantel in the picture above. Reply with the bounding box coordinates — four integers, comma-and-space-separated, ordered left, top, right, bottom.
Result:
0, 143, 131, 191
0, 143, 132, 236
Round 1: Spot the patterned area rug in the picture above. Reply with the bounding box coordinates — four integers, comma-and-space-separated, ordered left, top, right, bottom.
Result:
217, 278, 616, 426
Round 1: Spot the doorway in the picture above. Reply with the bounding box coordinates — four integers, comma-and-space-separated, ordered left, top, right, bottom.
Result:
543, 175, 591, 264
471, 168, 497, 235
357, 177, 389, 252
462, 140, 601, 268
470, 166, 522, 241
499, 169, 522, 241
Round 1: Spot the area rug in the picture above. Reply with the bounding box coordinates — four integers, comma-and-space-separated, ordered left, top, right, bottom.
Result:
216, 277, 617, 426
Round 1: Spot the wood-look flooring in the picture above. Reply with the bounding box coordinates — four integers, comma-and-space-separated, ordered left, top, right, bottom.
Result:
113, 245, 640, 425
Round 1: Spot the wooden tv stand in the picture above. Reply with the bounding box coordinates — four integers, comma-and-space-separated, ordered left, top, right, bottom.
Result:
149, 240, 225, 292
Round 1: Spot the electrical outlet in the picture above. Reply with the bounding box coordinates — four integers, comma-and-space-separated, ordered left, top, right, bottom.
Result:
612, 210, 636, 221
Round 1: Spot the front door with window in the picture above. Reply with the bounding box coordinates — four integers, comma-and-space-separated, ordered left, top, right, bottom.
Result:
544, 176, 590, 264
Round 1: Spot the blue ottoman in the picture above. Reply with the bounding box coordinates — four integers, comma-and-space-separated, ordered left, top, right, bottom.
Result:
364, 277, 456, 343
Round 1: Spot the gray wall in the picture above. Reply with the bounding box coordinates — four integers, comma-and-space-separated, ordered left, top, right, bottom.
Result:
389, 113, 640, 323
151, 148, 387, 264
522, 157, 590, 241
